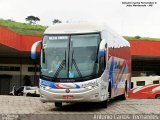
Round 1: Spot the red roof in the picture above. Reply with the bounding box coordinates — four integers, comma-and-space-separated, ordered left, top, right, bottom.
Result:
130, 40, 160, 57
0, 26, 160, 57
0, 26, 42, 52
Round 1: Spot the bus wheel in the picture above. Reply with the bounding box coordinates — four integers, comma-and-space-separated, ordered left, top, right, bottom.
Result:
55, 102, 62, 107
155, 94, 160, 99
118, 91, 127, 100
100, 100, 108, 108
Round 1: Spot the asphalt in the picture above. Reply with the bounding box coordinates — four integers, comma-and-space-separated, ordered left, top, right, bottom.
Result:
0, 95, 159, 120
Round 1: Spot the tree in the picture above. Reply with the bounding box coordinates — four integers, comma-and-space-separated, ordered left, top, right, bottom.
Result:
34, 17, 40, 24
25, 15, 40, 24
134, 35, 141, 39
52, 19, 62, 25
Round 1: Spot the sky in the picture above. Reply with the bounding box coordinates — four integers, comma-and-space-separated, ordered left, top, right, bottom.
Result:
0, 0, 160, 37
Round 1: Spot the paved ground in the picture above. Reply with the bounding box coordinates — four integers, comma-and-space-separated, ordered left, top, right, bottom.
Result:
0, 95, 159, 120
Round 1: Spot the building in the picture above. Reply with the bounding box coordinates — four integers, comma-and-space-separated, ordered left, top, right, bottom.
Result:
0, 26, 160, 95
131, 40, 160, 76
0, 26, 41, 94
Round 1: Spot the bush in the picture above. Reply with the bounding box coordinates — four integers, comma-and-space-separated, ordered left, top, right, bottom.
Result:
134, 36, 141, 39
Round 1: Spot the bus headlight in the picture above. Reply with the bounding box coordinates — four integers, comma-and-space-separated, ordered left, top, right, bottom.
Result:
45, 86, 50, 90
40, 85, 51, 90
86, 86, 93, 90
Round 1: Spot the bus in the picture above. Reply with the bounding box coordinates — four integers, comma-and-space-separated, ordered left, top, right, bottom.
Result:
131, 76, 160, 89
31, 23, 131, 108
129, 76, 160, 99
129, 84, 160, 99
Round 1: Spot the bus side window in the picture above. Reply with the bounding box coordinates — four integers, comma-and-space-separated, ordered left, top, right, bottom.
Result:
153, 80, 159, 84
136, 81, 145, 86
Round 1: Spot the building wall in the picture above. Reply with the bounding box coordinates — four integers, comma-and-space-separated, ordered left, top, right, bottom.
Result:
0, 26, 42, 52
0, 63, 39, 94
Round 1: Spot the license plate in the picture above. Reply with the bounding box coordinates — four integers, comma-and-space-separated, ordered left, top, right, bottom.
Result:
63, 95, 74, 100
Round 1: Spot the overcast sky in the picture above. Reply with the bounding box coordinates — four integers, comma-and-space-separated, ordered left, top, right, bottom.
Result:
0, 0, 160, 37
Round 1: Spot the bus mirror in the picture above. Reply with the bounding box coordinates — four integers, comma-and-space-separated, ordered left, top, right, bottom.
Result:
31, 40, 42, 59
99, 39, 105, 58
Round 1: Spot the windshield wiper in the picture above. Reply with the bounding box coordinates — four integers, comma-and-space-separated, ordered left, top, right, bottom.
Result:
41, 74, 51, 79
72, 59, 83, 80
52, 51, 66, 80
53, 59, 66, 80
71, 50, 83, 80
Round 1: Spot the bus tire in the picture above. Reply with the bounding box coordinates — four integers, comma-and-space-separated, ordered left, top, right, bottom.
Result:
100, 100, 108, 108
118, 91, 127, 100
108, 82, 111, 98
155, 94, 160, 99
55, 102, 62, 107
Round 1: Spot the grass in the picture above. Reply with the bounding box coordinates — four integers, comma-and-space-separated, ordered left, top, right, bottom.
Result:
0, 19, 47, 36
123, 36, 160, 41
0, 19, 160, 40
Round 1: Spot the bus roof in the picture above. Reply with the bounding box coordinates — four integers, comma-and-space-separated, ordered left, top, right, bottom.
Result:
44, 22, 106, 34
131, 76, 160, 82
44, 22, 130, 47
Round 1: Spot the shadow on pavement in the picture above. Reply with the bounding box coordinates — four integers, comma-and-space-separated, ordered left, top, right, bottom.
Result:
49, 98, 122, 112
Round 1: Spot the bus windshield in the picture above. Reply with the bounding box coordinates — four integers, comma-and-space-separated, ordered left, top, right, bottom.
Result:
41, 34, 100, 80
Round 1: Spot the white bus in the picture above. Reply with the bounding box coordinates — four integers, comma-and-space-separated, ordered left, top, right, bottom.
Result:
131, 76, 160, 89
31, 23, 131, 108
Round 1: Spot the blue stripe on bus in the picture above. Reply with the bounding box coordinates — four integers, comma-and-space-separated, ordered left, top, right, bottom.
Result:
115, 63, 126, 94
40, 79, 81, 89
109, 57, 114, 88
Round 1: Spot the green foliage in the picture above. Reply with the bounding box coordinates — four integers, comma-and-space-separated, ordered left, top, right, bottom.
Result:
0, 19, 46, 36
134, 35, 141, 39
0, 19, 160, 40
123, 36, 160, 41
52, 19, 62, 24
26, 15, 40, 24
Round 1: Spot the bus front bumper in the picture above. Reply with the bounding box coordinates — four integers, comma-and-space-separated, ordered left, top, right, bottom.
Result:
39, 87, 103, 102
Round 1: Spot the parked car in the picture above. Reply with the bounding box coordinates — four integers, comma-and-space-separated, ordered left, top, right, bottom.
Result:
128, 84, 160, 99
9, 86, 40, 97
